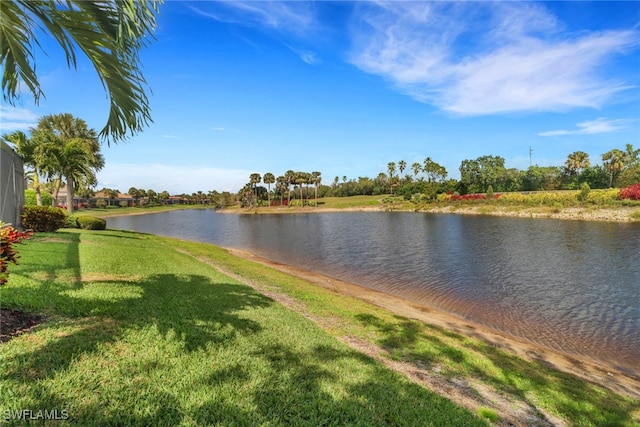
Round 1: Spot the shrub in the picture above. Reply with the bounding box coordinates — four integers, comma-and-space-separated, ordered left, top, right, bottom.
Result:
22, 206, 67, 232
95, 198, 107, 209
77, 216, 107, 230
577, 182, 590, 202
619, 182, 640, 201
65, 215, 80, 228
486, 185, 494, 198
586, 188, 620, 205
24, 189, 53, 207
1, 221, 32, 286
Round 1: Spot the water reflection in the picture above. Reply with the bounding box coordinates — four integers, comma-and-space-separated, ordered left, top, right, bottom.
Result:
108, 210, 640, 375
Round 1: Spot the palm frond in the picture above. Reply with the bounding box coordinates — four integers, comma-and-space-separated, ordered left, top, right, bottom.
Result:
1, 1, 162, 145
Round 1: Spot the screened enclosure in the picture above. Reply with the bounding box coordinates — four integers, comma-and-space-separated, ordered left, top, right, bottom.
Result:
0, 139, 25, 228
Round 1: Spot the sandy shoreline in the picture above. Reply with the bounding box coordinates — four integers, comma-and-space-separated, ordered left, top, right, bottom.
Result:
226, 247, 640, 399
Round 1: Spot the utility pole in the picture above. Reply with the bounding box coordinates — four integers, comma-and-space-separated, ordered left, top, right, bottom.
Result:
529, 146, 533, 167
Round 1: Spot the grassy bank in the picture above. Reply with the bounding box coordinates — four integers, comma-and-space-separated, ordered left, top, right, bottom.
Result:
1, 230, 484, 426
232, 191, 640, 221
1, 230, 638, 425
73, 204, 213, 218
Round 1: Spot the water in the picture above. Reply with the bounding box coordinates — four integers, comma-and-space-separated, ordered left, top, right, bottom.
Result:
107, 210, 640, 375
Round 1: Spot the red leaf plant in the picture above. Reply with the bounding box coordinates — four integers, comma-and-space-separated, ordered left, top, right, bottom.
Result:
0, 222, 33, 286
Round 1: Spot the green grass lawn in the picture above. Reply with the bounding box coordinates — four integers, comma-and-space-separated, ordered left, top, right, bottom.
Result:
1, 230, 485, 426
1, 229, 638, 426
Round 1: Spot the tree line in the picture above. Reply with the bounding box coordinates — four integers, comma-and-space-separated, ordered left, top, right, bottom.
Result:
241, 146, 640, 205
6, 112, 638, 214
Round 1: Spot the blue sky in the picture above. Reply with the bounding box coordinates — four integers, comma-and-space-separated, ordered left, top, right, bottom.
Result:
1, 1, 639, 194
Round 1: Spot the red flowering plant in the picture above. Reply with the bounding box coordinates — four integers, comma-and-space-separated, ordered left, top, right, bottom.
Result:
619, 182, 640, 201
0, 222, 33, 286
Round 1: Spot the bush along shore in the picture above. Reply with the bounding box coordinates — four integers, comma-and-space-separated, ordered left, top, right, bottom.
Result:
1, 229, 638, 426
225, 188, 640, 222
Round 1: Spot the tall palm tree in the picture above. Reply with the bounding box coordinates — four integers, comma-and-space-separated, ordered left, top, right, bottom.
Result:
276, 176, 287, 206
398, 160, 406, 179
623, 144, 639, 167
295, 172, 309, 206
249, 173, 261, 206
147, 189, 157, 204
1, 1, 161, 144
159, 191, 170, 205
312, 171, 321, 206
128, 187, 141, 206
387, 162, 396, 179
2, 130, 44, 205
263, 172, 275, 206
285, 170, 295, 206
565, 151, 590, 177
602, 149, 625, 188
411, 162, 421, 181
32, 114, 104, 213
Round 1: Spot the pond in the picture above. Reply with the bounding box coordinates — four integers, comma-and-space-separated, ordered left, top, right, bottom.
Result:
107, 209, 640, 375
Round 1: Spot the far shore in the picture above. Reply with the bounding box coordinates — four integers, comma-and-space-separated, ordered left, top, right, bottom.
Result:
219, 203, 640, 223
76, 193, 640, 223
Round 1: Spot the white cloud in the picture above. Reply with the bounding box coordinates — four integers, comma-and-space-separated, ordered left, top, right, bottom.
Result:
0, 106, 38, 131
211, 127, 225, 132
161, 134, 180, 139
538, 118, 631, 137
285, 43, 319, 65
349, 2, 639, 115
190, 2, 321, 64
97, 164, 251, 194
190, 1, 317, 38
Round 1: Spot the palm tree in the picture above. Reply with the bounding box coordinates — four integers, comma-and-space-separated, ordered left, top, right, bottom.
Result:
387, 162, 396, 179
1, 1, 161, 144
411, 162, 421, 181
623, 144, 639, 167
565, 151, 590, 177
263, 172, 275, 206
159, 191, 170, 205
276, 176, 287, 206
602, 149, 625, 188
2, 131, 44, 205
103, 188, 119, 206
295, 172, 309, 206
45, 139, 103, 212
128, 187, 141, 206
398, 160, 406, 179
249, 173, 261, 205
32, 114, 104, 213
285, 170, 295, 206
312, 171, 321, 206
147, 189, 157, 204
